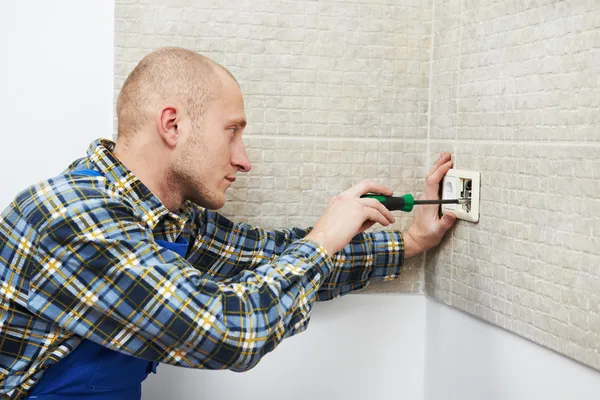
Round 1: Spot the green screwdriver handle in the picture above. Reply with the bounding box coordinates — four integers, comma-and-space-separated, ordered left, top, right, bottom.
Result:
361, 194, 415, 212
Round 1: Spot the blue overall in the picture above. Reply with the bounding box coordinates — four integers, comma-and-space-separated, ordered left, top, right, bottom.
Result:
27, 169, 189, 399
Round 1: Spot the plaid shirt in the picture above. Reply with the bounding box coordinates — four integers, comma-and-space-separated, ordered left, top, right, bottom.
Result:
0, 139, 404, 398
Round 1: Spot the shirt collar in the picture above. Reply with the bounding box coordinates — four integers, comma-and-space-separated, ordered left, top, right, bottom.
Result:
86, 138, 193, 230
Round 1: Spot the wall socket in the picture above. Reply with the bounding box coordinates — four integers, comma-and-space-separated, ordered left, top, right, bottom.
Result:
441, 169, 480, 222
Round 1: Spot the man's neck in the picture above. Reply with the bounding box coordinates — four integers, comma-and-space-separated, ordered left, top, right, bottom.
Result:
113, 138, 184, 211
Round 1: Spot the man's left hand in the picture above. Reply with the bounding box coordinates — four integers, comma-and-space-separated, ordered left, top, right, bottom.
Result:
403, 152, 456, 258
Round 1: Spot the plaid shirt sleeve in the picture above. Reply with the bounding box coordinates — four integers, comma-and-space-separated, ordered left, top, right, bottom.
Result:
188, 211, 405, 305
27, 193, 333, 372
318, 229, 405, 300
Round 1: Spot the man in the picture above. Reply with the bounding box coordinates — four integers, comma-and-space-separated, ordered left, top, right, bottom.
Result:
0, 47, 455, 399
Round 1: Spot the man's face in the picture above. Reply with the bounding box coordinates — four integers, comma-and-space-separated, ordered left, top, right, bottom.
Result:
174, 74, 251, 209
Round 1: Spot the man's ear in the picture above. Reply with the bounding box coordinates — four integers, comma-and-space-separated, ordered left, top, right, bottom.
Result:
157, 105, 179, 147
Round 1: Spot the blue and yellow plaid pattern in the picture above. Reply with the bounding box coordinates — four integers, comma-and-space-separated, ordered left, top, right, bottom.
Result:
0, 139, 404, 398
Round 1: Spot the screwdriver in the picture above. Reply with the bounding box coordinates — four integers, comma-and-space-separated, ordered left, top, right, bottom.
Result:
360, 194, 469, 212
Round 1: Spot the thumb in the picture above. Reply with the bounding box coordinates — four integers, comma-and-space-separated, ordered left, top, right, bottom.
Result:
440, 213, 456, 231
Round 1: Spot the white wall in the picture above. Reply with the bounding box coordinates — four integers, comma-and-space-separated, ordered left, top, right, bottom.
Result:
142, 294, 427, 400
425, 298, 600, 400
144, 295, 600, 400
0, 1, 114, 208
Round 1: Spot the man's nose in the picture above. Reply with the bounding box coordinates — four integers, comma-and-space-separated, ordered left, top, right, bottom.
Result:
232, 140, 252, 173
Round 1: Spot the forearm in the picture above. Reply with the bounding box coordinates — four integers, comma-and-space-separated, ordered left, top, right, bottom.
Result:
191, 211, 413, 302
316, 230, 405, 301
400, 230, 421, 258
189, 210, 311, 277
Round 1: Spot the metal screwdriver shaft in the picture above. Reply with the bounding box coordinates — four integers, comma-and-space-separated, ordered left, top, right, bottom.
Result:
414, 199, 469, 205
361, 194, 469, 212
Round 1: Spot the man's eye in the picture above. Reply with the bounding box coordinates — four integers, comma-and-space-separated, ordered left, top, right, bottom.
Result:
229, 128, 237, 134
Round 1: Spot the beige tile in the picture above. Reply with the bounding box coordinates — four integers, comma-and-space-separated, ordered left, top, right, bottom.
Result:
427, 141, 600, 370
225, 137, 424, 294
115, 0, 433, 140
457, 1, 600, 142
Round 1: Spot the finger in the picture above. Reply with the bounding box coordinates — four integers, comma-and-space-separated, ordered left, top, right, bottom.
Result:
427, 152, 452, 178
363, 205, 393, 227
359, 220, 376, 234
328, 194, 340, 207
427, 152, 451, 177
423, 158, 454, 199
359, 198, 395, 224
440, 212, 456, 231
346, 180, 393, 198
427, 159, 454, 187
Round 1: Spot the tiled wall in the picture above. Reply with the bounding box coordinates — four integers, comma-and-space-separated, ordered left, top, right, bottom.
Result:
426, 0, 600, 370
115, 0, 600, 370
115, 0, 433, 293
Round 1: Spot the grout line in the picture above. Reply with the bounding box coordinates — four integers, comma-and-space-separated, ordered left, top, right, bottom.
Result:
247, 135, 600, 147
449, 0, 466, 305
423, 0, 438, 295
455, 0, 464, 143
425, 139, 600, 147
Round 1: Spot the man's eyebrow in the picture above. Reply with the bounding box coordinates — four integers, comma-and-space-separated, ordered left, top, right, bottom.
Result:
229, 118, 247, 128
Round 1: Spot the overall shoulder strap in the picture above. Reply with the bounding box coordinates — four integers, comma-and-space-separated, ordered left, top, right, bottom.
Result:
69, 169, 103, 177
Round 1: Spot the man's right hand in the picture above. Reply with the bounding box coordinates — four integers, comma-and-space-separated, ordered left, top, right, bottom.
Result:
306, 180, 396, 255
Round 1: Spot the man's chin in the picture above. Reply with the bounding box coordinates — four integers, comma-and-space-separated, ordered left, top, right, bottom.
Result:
192, 194, 226, 210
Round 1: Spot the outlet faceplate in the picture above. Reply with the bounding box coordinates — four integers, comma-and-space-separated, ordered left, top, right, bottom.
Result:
441, 169, 480, 222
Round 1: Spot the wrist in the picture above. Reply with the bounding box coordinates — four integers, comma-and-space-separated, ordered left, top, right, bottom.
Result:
402, 229, 424, 258
305, 231, 335, 255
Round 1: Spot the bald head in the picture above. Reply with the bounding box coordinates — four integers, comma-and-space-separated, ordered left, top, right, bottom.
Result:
116, 47, 236, 138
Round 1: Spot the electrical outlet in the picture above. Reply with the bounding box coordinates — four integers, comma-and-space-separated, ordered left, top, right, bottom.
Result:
441, 169, 480, 222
